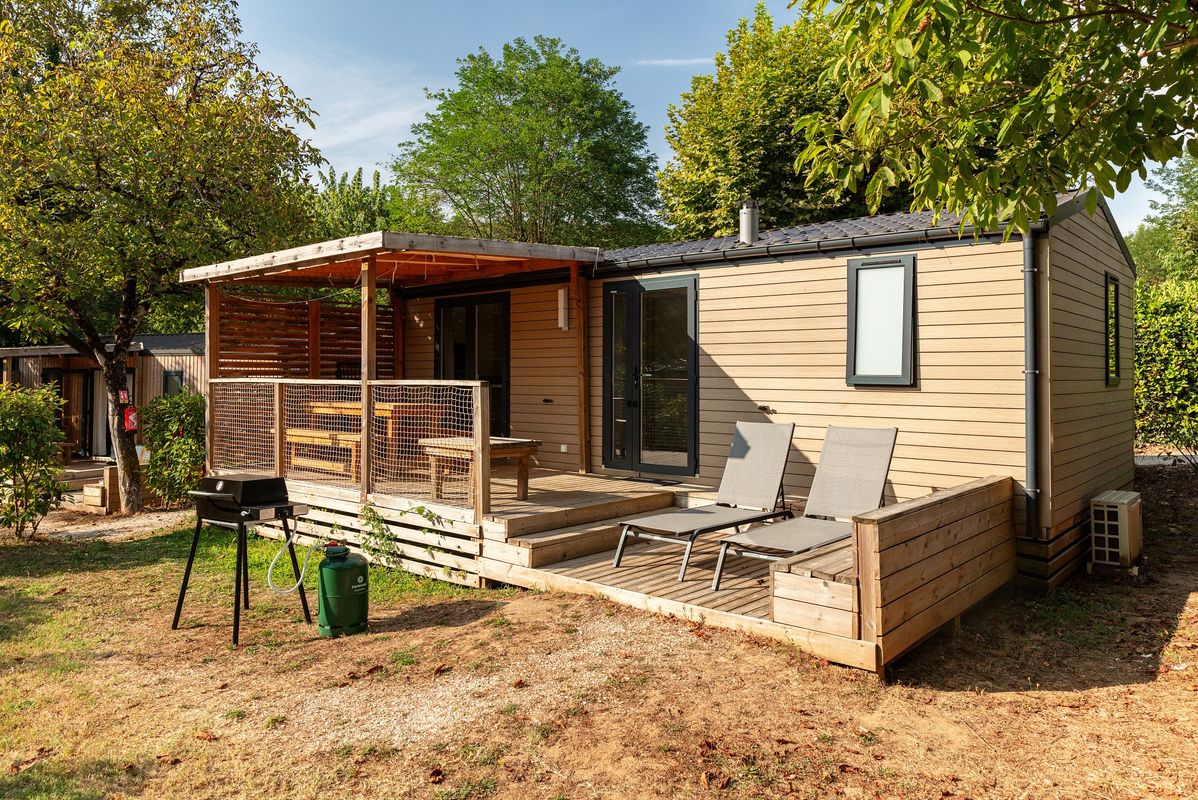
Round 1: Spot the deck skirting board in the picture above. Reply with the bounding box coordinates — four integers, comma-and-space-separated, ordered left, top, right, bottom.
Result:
478, 557, 879, 671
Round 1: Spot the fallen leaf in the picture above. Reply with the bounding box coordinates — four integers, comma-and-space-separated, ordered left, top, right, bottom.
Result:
51, 587, 67, 596
216, 683, 229, 690
346, 671, 360, 680
838, 764, 862, 774
194, 731, 219, 742
122, 762, 136, 773
511, 678, 527, 688
433, 663, 451, 677
799, 721, 815, 729
155, 755, 181, 766
699, 770, 728, 789
8, 747, 54, 775
774, 738, 796, 745
428, 768, 444, 784
365, 665, 384, 675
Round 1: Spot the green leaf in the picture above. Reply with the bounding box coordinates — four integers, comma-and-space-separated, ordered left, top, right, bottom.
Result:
920, 78, 943, 102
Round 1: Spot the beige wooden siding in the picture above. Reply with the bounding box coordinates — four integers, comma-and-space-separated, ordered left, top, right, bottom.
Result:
588, 241, 1030, 514
403, 284, 581, 472
1045, 207, 1136, 535
140, 353, 207, 402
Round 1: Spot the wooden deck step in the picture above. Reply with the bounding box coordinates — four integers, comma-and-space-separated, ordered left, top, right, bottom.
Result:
502, 518, 629, 568
484, 481, 675, 538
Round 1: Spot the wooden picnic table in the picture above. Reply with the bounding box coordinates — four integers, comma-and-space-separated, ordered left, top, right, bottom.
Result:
418, 437, 542, 501
284, 427, 361, 481
308, 400, 451, 438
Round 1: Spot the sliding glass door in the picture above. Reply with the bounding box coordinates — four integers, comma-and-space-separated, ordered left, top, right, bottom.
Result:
435, 293, 510, 436
603, 276, 697, 475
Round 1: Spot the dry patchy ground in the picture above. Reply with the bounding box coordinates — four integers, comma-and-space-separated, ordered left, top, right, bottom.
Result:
2, 466, 1196, 799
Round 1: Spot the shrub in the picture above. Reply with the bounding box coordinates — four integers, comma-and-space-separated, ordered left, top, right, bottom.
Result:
1135, 279, 1198, 466
0, 383, 66, 538
140, 388, 206, 505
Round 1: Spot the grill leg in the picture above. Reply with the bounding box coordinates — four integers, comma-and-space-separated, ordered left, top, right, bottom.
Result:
282, 516, 312, 624
171, 518, 203, 630
240, 523, 250, 610
232, 522, 244, 647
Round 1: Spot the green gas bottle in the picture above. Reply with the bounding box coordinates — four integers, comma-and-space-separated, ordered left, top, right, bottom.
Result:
317, 542, 369, 637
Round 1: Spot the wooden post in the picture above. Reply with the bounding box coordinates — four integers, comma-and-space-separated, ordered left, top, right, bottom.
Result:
307, 300, 321, 378
472, 382, 491, 523
570, 263, 591, 473
272, 381, 285, 477
389, 285, 404, 379
360, 256, 377, 501
204, 284, 221, 472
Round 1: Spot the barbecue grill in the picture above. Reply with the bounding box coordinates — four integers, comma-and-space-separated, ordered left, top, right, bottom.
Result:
173, 475, 313, 645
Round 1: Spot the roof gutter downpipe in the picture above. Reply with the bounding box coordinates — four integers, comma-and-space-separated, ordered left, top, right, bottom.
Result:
1023, 230, 1041, 540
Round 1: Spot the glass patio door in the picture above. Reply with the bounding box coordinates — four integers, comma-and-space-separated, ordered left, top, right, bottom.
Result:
603, 276, 697, 475
435, 293, 510, 436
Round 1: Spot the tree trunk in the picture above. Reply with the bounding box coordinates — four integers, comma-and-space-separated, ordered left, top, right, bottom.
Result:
100, 363, 142, 514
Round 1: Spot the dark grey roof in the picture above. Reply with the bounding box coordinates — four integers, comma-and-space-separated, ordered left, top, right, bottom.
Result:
603, 207, 973, 265
601, 192, 1097, 268
0, 333, 203, 358
134, 333, 204, 355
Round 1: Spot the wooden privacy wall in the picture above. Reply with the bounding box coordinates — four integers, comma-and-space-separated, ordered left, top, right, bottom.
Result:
853, 475, 1015, 669
214, 293, 398, 378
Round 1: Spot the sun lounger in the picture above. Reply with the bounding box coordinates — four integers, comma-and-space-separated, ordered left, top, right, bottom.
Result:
710, 425, 897, 591
612, 421, 795, 581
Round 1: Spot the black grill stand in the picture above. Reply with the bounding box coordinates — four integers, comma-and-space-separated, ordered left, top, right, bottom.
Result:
173, 496, 312, 646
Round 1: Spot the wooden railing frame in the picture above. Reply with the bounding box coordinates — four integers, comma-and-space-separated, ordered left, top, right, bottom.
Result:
208, 376, 492, 522
852, 475, 1016, 671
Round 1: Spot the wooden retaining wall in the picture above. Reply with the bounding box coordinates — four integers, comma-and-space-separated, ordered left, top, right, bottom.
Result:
255, 481, 485, 588
850, 475, 1016, 669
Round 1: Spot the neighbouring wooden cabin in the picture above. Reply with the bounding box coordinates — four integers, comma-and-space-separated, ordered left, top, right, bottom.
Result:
0, 333, 206, 460
179, 193, 1135, 673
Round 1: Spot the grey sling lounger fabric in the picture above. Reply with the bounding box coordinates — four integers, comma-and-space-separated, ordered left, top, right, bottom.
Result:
710, 425, 897, 591
612, 421, 795, 581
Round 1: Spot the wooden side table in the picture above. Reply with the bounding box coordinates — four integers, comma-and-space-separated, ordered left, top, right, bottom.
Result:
418, 437, 543, 501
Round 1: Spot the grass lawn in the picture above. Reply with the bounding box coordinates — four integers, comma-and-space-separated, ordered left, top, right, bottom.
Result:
1, 466, 1196, 799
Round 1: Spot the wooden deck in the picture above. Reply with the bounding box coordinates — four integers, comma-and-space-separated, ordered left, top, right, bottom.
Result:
539, 537, 854, 620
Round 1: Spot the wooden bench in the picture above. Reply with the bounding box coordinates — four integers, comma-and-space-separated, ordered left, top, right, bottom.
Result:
285, 428, 362, 481
418, 437, 542, 501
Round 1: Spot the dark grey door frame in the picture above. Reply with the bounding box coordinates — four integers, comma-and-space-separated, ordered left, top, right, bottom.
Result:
602, 275, 698, 476
433, 292, 511, 437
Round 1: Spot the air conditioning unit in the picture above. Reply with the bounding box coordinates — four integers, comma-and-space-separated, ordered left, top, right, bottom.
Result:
1090, 490, 1142, 567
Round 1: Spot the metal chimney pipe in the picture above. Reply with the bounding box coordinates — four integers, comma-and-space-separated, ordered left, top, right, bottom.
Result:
738, 199, 760, 245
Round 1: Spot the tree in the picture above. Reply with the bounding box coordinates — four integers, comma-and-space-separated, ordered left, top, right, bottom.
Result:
1126, 155, 1198, 284
0, 1, 319, 511
308, 167, 444, 240
660, 5, 908, 239
392, 36, 661, 248
794, 0, 1198, 233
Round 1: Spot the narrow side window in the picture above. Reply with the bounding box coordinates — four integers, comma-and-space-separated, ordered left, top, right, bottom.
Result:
1105, 273, 1120, 386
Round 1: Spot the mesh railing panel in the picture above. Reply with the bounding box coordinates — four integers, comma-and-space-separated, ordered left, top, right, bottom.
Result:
282, 382, 362, 489
370, 383, 477, 509
211, 381, 275, 476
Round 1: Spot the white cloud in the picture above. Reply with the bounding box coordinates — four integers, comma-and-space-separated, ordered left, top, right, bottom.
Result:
258, 49, 436, 175
633, 57, 712, 67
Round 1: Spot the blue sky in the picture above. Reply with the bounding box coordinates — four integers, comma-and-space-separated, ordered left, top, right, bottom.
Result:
237, 0, 1157, 233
